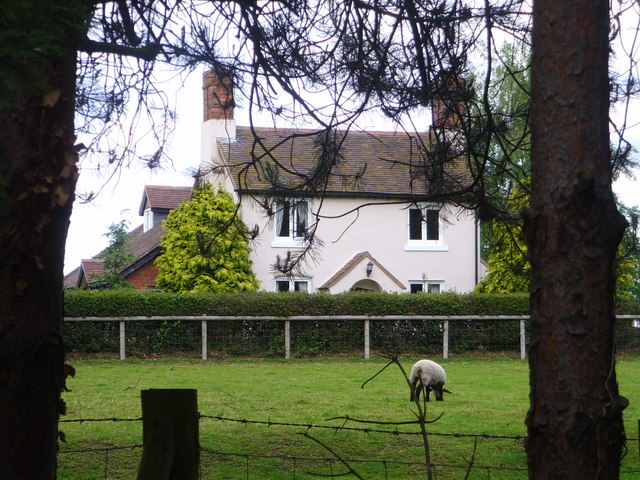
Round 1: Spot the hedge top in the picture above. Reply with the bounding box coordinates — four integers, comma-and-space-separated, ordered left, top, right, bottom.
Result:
63, 290, 640, 318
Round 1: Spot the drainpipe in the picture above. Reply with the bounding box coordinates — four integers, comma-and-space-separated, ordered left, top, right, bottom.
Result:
474, 216, 479, 285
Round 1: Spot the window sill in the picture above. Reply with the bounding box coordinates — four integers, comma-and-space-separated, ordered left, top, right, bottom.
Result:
271, 238, 308, 249
404, 244, 449, 252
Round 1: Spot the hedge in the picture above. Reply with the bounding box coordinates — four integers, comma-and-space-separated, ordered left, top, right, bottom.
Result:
64, 290, 533, 317
64, 289, 640, 318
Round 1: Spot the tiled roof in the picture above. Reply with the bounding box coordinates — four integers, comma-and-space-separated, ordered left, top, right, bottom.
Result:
216, 127, 468, 199
63, 267, 80, 288
124, 224, 163, 261
119, 224, 166, 275
138, 185, 192, 215
80, 258, 105, 284
319, 251, 405, 290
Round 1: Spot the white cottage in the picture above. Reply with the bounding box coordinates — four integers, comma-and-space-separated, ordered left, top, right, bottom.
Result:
199, 68, 484, 294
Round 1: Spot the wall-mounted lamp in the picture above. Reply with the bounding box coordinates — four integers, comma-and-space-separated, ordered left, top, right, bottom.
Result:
366, 261, 374, 277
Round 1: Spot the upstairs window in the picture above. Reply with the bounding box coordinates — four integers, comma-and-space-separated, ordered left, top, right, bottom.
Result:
275, 199, 309, 240
406, 203, 447, 251
409, 205, 440, 241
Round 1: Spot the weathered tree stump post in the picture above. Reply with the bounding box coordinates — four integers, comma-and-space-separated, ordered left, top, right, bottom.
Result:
137, 389, 199, 480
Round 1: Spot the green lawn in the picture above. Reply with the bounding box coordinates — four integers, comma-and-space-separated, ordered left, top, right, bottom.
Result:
58, 356, 640, 479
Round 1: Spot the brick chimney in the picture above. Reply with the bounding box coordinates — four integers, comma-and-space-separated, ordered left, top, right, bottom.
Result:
431, 74, 466, 131
203, 66, 235, 121
200, 66, 237, 188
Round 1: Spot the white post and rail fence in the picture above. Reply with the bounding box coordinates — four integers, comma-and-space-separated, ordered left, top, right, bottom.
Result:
63, 315, 640, 361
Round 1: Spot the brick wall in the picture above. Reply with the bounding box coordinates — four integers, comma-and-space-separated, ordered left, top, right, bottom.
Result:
126, 260, 159, 290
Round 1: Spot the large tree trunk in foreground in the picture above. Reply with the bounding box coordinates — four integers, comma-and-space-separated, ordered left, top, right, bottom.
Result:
0, 8, 79, 479
526, 1, 628, 478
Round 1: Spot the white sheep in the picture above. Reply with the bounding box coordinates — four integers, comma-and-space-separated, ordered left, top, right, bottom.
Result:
409, 359, 450, 402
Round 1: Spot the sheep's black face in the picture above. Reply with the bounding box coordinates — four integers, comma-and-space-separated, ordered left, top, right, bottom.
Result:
432, 384, 445, 401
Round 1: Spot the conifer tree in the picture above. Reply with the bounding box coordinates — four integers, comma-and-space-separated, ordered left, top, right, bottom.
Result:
155, 184, 259, 293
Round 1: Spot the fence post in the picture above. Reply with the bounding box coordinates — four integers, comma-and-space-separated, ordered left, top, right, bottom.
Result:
137, 389, 199, 480
364, 319, 370, 360
285, 320, 291, 359
442, 320, 449, 359
520, 319, 527, 360
201, 320, 207, 361
120, 320, 126, 360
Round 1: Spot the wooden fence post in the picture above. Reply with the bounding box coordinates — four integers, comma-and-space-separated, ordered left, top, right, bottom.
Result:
137, 389, 199, 480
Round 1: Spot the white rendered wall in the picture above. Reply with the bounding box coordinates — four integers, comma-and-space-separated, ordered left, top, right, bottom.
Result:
240, 195, 480, 293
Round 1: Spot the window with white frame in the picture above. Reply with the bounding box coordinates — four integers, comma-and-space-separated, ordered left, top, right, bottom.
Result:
409, 281, 442, 294
406, 203, 447, 250
275, 199, 309, 240
275, 278, 309, 293
143, 209, 154, 232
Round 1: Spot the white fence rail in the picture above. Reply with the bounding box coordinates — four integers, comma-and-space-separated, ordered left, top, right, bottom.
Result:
64, 315, 640, 361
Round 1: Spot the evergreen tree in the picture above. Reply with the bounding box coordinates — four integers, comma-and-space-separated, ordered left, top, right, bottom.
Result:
474, 42, 531, 294
156, 184, 259, 293
475, 43, 640, 297
93, 221, 135, 288
616, 203, 640, 299
476, 184, 530, 293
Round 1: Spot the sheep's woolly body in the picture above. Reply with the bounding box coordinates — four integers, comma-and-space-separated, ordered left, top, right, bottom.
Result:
409, 359, 449, 402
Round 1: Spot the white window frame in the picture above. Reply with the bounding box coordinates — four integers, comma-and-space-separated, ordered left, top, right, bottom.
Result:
405, 203, 448, 251
275, 278, 310, 293
143, 209, 154, 232
409, 280, 443, 294
272, 198, 310, 247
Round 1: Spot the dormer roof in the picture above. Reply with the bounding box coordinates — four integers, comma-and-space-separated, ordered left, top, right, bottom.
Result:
138, 185, 192, 215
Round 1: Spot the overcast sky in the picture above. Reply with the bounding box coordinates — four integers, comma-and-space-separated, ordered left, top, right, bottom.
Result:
63, 68, 640, 275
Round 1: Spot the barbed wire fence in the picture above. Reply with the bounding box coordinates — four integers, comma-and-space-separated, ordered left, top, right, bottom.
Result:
63, 315, 640, 360
58, 411, 640, 479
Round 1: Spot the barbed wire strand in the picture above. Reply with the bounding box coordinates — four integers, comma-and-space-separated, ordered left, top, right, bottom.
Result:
198, 413, 528, 440
60, 417, 142, 423
61, 413, 640, 442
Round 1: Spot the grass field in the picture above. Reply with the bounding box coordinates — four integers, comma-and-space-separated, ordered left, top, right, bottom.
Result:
57, 355, 640, 479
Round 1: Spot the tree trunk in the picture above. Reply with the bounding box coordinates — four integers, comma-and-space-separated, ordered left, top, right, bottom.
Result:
527, 1, 628, 478
0, 6, 79, 478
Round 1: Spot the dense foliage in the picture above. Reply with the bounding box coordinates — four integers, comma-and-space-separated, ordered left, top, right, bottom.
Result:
155, 184, 259, 293
62, 289, 640, 318
474, 44, 640, 298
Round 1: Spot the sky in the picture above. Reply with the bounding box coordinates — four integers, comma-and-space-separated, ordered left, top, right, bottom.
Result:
63, 67, 640, 276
